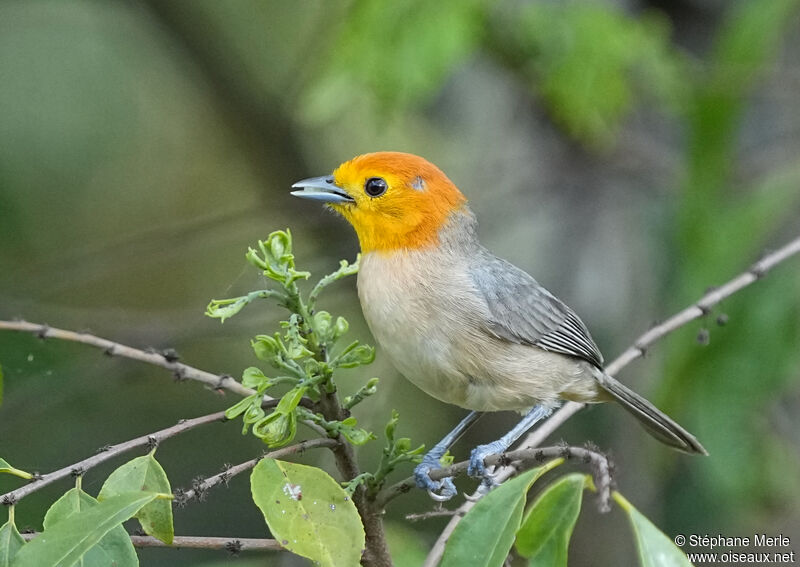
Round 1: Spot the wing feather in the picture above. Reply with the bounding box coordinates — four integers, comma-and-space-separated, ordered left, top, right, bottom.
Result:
470, 254, 604, 368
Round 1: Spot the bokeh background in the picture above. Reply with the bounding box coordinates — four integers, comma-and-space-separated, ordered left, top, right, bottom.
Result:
2, 1, 800, 565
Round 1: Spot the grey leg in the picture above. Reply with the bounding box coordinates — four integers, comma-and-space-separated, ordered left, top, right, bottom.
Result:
467, 404, 553, 481
414, 411, 481, 501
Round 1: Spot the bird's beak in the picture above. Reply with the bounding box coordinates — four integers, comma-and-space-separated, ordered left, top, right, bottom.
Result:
290, 176, 355, 204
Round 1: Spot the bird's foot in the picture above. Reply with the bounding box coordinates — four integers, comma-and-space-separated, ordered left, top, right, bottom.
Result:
467, 442, 505, 492
414, 455, 457, 501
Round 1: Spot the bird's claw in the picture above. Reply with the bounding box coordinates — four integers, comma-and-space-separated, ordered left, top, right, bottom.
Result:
414, 458, 457, 501
467, 443, 503, 491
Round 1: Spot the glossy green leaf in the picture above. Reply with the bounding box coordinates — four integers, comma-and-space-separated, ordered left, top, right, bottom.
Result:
11, 492, 160, 567
98, 454, 174, 544
251, 458, 365, 567
42, 487, 137, 567
0, 459, 32, 480
613, 491, 692, 567
0, 509, 25, 567
515, 473, 587, 565
440, 459, 564, 567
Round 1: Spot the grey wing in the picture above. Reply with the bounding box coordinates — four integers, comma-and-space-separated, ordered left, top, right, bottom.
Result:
469, 253, 604, 368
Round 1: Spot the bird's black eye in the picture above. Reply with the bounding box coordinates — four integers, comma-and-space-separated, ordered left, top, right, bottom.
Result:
364, 177, 388, 197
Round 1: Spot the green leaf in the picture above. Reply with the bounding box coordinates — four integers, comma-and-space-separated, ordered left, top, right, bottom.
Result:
307, 256, 360, 309
385, 409, 400, 443
225, 393, 260, 420
515, 473, 587, 565
252, 410, 297, 447
276, 386, 307, 414
0, 510, 25, 567
205, 295, 250, 322
333, 316, 349, 340
312, 311, 333, 340
269, 230, 289, 261
250, 459, 365, 567
337, 422, 375, 446
245, 230, 310, 284
241, 367, 267, 389
98, 454, 174, 545
613, 491, 692, 567
42, 487, 138, 567
282, 315, 313, 359
206, 290, 286, 322
252, 334, 281, 361
11, 492, 160, 567
333, 343, 375, 368
0, 459, 32, 480
343, 377, 379, 409
440, 459, 563, 567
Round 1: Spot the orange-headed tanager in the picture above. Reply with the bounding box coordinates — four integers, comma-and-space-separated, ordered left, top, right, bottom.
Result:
291, 152, 706, 500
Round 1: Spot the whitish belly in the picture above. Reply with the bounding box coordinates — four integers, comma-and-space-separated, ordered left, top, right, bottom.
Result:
357, 252, 600, 412
359, 283, 471, 405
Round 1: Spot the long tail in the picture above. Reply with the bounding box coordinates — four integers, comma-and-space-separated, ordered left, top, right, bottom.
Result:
595, 372, 707, 455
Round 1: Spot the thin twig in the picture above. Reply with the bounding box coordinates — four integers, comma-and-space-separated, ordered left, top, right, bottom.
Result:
1, 411, 227, 506
523, 233, 800, 450
406, 509, 464, 522
423, 234, 800, 567
175, 437, 340, 505
0, 320, 254, 397
21, 533, 285, 552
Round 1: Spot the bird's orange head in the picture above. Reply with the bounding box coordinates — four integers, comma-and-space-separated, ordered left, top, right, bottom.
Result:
291, 152, 467, 253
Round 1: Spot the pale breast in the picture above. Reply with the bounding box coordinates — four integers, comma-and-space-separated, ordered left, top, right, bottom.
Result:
357, 249, 601, 411
358, 250, 481, 406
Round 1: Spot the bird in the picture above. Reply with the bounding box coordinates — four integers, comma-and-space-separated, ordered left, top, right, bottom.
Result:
291, 151, 707, 500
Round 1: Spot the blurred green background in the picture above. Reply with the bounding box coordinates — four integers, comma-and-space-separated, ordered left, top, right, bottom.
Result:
1, 1, 799, 565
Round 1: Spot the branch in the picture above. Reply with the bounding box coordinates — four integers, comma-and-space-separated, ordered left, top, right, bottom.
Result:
0, 320, 255, 398
1, 411, 227, 505
175, 437, 339, 505
21, 533, 285, 552
405, 509, 464, 522
376, 444, 612, 512
423, 234, 800, 567
315, 384, 393, 567
523, 232, 800, 450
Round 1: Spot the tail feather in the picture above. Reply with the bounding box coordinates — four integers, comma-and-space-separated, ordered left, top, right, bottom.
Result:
596, 373, 707, 455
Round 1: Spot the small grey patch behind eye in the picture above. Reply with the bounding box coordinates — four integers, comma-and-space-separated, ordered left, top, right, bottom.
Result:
411, 176, 425, 192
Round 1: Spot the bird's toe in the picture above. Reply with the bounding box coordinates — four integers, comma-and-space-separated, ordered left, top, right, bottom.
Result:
467, 443, 493, 478
414, 459, 457, 501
